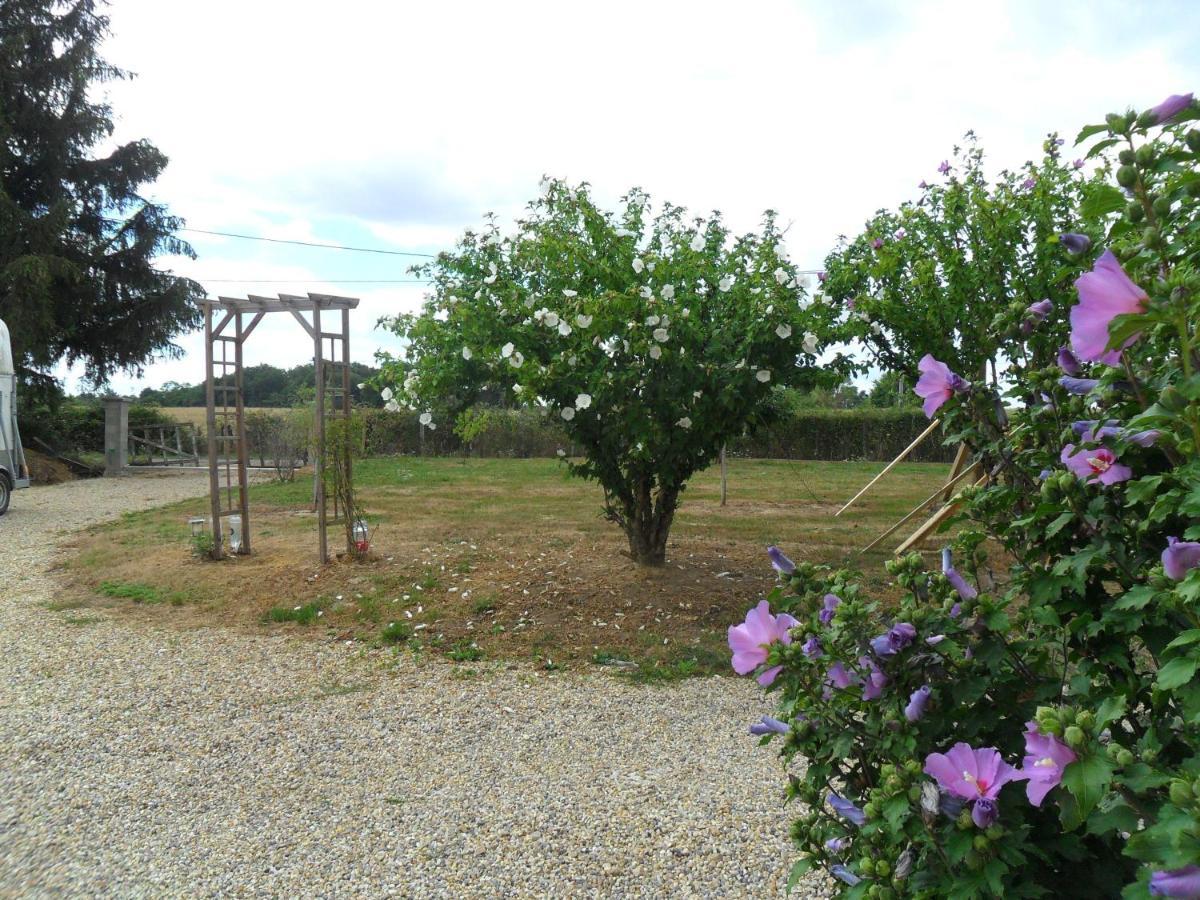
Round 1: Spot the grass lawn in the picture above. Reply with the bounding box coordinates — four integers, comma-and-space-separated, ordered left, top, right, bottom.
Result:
64, 457, 952, 680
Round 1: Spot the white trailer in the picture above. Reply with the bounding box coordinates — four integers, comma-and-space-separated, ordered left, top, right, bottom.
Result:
0, 318, 31, 515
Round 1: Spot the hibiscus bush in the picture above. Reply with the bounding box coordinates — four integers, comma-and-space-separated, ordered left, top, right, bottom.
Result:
736, 92, 1200, 898
379, 180, 847, 564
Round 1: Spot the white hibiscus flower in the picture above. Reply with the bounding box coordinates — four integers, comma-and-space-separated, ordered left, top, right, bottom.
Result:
462, 347, 473, 360
639, 285, 653, 300
660, 284, 675, 300
765, 304, 774, 314
513, 384, 523, 394
756, 369, 771, 383
802, 332, 819, 355
558, 320, 572, 336
501, 342, 515, 358
381, 387, 394, 401
690, 232, 706, 252
576, 314, 592, 328
653, 328, 669, 342
357, 382, 366, 390
484, 262, 498, 284
562, 289, 578, 297
561, 406, 576, 421
419, 412, 433, 426
774, 267, 788, 285
632, 258, 645, 274
544, 312, 560, 327
645, 315, 660, 326
776, 324, 792, 339
718, 275, 734, 292
871, 321, 885, 336
509, 351, 524, 368
677, 417, 692, 429
693, 390, 703, 399
575, 393, 592, 410
556, 448, 567, 457
385, 400, 401, 412
681, 308, 690, 318
649, 345, 662, 360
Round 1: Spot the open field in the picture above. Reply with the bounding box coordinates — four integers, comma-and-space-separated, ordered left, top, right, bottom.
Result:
158, 405, 281, 427
64, 457, 952, 679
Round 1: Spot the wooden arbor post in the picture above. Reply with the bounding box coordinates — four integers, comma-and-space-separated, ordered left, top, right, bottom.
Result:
203, 293, 359, 563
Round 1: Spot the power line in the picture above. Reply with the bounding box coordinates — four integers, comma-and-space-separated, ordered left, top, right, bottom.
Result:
179, 228, 439, 258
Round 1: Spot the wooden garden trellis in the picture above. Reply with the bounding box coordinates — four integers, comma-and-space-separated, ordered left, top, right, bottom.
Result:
203, 292, 359, 563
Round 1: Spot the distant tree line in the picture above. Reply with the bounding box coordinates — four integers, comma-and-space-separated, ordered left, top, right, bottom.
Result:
134, 362, 383, 408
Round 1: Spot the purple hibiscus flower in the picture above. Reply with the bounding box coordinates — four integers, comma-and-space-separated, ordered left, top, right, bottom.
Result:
1022, 177, 1037, 190
938, 160, 951, 174
1073, 158, 1085, 170
767, 545, 795, 575
1126, 429, 1160, 447
828, 793, 867, 826
1072, 419, 1121, 440
749, 715, 791, 736
1019, 721, 1076, 806
728, 600, 798, 687
870, 622, 917, 657
1022, 299, 1053, 335
871, 237, 885, 250
817, 271, 827, 283
905, 685, 933, 722
824, 836, 851, 853
1060, 376, 1100, 395
1163, 537, 1200, 581
831, 865, 861, 886
802, 635, 824, 659
1150, 866, 1200, 898
826, 660, 856, 690
942, 548, 978, 600
1061, 444, 1133, 485
1148, 92, 1194, 125
918, 179, 929, 189
1070, 250, 1148, 365
914, 354, 969, 418
1059, 233, 1092, 255
1057, 345, 1083, 376
819, 593, 841, 625
859, 656, 889, 701
924, 743, 1025, 828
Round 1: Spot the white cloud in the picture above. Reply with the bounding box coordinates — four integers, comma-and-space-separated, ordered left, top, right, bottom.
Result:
79, 0, 1199, 393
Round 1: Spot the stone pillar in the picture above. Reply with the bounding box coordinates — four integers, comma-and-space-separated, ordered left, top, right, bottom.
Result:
103, 397, 129, 476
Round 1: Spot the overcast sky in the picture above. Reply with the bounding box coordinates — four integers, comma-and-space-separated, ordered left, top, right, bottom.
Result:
66, 0, 1200, 395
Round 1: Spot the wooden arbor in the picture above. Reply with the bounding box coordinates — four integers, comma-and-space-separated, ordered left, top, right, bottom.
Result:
203, 293, 359, 563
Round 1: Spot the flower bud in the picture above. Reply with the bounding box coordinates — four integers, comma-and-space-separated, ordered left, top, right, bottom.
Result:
1137, 109, 1160, 128
1188, 130, 1200, 152
1116, 165, 1138, 188
1159, 386, 1187, 413
859, 857, 875, 875
1153, 197, 1172, 218
1116, 749, 1134, 767
1064, 726, 1085, 747
1118, 148, 1136, 165
1170, 780, 1193, 806
957, 809, 974, 830
1106, 112, 1126, 133
1076, 710, 1095, 731
973, 835, 990, 851
1144, 748, 1158, 763
1126, 202, 1145, 222
876, 861, 891, 877
1142, 226, 1161, 248
1135, 144, 1156, 166
985, 825, 1003, 840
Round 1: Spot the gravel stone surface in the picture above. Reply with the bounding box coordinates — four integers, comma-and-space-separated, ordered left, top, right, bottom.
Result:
0, 473, 834, 898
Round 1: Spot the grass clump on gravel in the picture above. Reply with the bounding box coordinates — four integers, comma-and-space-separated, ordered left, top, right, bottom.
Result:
264, 602, 323, 625
99, 580, 187, 605
379, 621, 412, 644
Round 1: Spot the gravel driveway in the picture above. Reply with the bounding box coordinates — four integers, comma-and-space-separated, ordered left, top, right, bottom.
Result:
0, 474, 831, 898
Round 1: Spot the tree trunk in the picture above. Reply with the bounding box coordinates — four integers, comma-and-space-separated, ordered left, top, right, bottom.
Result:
619, 477, 679, 566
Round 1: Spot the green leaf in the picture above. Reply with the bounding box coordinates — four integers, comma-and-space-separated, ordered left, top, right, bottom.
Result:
786, 856, 813, 894
1095, 694, 1127, 729
1061, 754, 1115, 820
1114, 585, 1157, 611
1079, 184, 1127, 220
1075, 122, 1110, 144
1156, 655, 1200, 690
1045, 511, 1075, 539
1165, 629, 1200, 651
1086, 798, 1139, 837
1085, 137, 1120, 160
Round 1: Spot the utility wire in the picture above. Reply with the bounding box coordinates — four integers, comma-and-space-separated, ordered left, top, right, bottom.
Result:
200, 278, 433, 284
179, 228, 439, 258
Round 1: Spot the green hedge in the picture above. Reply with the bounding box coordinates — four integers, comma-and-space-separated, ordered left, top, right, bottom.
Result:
361, 407, 953, 463
17, 397, 177, 454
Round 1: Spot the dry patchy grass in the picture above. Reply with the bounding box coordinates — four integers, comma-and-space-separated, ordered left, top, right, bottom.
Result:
64, 457, 953, 679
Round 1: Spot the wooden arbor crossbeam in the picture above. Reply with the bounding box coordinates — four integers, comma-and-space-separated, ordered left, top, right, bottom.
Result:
202, 293, 359, 564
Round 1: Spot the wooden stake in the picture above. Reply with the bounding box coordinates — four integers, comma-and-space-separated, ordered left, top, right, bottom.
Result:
719, 444, 728, 507
942, 443, 970, 502
896, 473, 987, 555
835, 417, 941, 517
857, 462, 980, 554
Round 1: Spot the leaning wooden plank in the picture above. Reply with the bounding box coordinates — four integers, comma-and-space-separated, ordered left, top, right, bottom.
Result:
836, 417, 942, 517
858, 462, 981, 554
895, 473, 989, 555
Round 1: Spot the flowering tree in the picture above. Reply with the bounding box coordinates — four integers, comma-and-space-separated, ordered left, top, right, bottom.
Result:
379, 181, 844, 564
731, 92, 1200, 896
820, 133, 1097, 385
